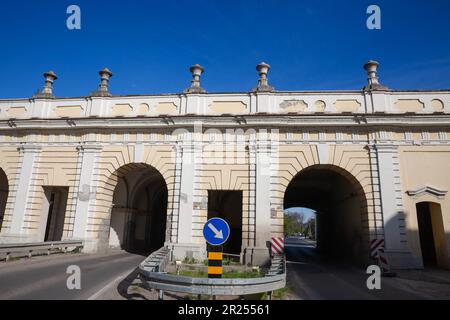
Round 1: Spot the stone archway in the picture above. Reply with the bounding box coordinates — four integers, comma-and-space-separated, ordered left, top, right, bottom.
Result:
284, 164, 370, 266
105, 163, 168, 254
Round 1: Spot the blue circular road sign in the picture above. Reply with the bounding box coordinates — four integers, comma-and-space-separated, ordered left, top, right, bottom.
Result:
203, 218, 230, 246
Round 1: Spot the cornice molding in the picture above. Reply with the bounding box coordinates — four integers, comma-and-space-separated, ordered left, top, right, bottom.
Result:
1, 114, 450, 131
406, 186, 447, 199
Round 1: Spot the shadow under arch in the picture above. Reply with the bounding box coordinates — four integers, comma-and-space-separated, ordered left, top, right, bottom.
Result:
98, 162, 169, 255
0, 167, 8, 232
283, 164, 370, 267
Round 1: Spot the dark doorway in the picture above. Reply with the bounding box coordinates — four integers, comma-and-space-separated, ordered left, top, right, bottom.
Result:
0, 168, 8, 232
416, 202, 437, 267
416, 202, 447, 268
207, 190, 243, 255
43, 187, 69, 242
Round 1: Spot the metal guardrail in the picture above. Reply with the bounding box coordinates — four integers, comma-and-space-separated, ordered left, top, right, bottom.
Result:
0, 240, 84, 261
140, 246, 171, 273
138, 248, 286, 299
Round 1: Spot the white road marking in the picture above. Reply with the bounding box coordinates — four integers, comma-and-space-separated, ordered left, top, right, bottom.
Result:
286, 261, 309, 265
285, 243, 316, 248
87, 267, 136, 300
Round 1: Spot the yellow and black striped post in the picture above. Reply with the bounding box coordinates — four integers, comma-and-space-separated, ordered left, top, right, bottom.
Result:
207, 245, 223, 278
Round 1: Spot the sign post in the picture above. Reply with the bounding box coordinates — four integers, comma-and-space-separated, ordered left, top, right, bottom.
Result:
270, 237, 285, 256
370, 238, 396, 277
203, 217, 230, 279
207, 244, 223, 279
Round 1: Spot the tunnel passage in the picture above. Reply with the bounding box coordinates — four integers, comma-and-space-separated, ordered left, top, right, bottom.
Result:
108, 165, 168, 254
284, 165, 369, 266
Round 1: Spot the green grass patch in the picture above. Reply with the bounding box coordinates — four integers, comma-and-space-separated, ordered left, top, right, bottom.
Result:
222, 270, 263, 278
183, 257, 198, 264
179, 270, 208, 278
6, 256, 22, 262
222, 257, 240, 266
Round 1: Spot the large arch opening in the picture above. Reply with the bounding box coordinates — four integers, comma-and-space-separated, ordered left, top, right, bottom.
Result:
108, 164, 168, 255
0, 168, 8, 232
284, 165, 369, 266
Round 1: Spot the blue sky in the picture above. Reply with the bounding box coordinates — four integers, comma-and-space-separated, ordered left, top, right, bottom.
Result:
284, 207, 315, 222
0, 0, 449, 98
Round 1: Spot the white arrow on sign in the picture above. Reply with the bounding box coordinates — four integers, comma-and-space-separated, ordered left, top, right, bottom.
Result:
208, 223, 224, 239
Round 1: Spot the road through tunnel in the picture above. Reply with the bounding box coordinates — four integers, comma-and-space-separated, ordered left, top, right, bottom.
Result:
284, 165, 369, 266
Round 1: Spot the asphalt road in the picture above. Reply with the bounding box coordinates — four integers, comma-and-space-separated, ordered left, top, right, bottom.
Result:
285, 237, 431, 300
0, 250, 144, 300
2, 240, 448, 300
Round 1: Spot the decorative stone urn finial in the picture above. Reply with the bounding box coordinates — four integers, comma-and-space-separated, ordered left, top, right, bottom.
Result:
253, 62, 274, 92
184, 64, 206, 93
363, 60, 389, 91
91, 68, 113, 97
34, 71, 58, 98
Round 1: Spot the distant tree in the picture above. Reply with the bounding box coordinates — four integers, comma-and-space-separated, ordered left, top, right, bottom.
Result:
284, 211, 305, 236
304, 217, 316, 240
309, 218, 316, 240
